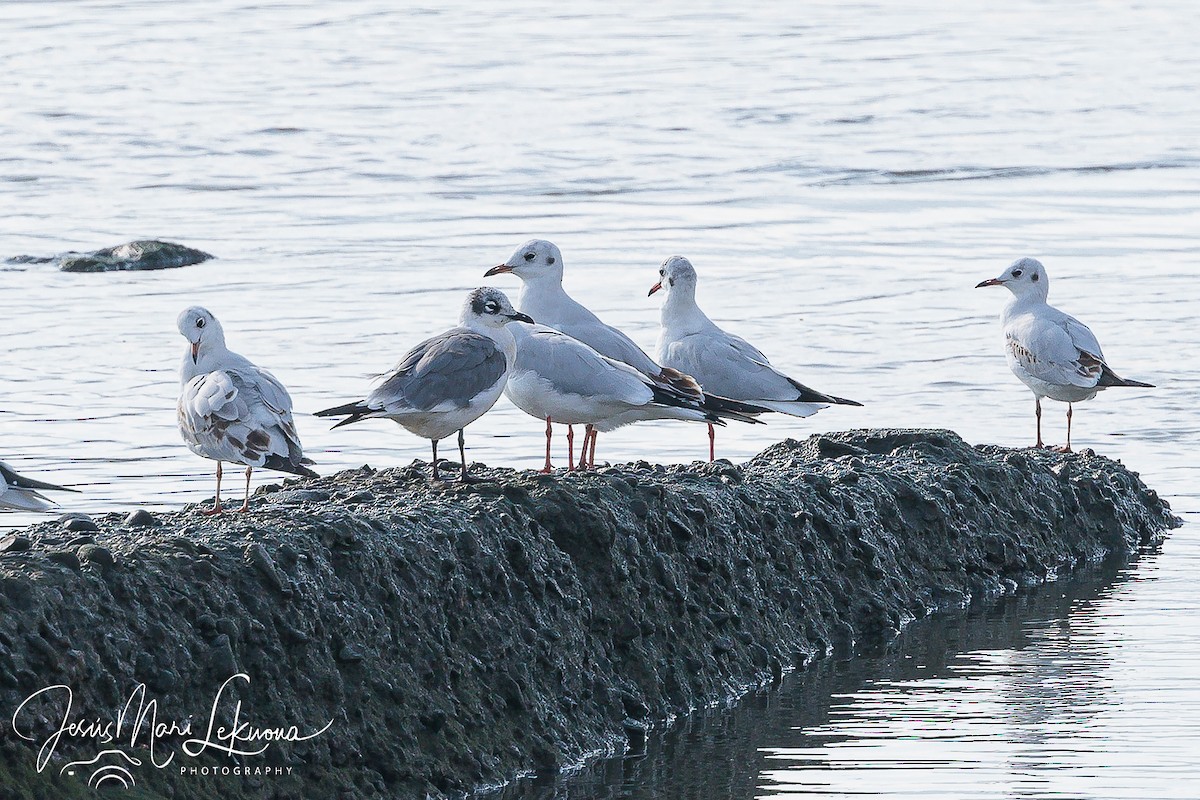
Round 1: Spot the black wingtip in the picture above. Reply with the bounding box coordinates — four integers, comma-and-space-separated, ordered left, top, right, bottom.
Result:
699, 393, 769, 424
1098, 364, 1155, 389
315, 401, 372, 429
787, 377, 863, 407
4, 472, 76, 494
313, 401, 362, 418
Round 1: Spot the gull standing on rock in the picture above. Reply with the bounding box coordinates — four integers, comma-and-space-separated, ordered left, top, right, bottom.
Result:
976, 258, 1154, 450
177, 307, 317, 514
505, 323, 724, 472
1, 461, 76, 512
315, 288, 532, 482
485, 239, 762, 466
650, 256, 862, 460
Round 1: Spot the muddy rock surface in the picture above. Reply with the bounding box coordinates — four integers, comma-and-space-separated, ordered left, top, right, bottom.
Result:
7, 239, 213, 272
0, 429, 1179, 799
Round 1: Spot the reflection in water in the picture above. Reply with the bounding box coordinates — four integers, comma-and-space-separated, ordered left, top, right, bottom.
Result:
502, 547, 1197, 799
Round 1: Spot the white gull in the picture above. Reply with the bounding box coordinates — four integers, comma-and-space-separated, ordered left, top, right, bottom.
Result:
976, 257, 1153, 450
650, 255, 862, 459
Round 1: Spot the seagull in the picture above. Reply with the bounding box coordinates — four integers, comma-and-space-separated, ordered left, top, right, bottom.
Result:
485, 239, 762, 466
976, 257, 1154, 451
178, 307, 317, 514
315, 288, 533, 482
1, 461, 76, 512
650, 255, 862, 460
505, 322, 724, 471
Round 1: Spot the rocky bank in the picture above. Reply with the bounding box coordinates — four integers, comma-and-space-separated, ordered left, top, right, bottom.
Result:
0, 429, 1180, 799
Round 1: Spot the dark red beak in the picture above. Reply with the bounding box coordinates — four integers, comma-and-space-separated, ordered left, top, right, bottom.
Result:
975, 278, 1003, 288
191, 342, 200, 363
647, 281, 663, 296
484, 264, 514, 277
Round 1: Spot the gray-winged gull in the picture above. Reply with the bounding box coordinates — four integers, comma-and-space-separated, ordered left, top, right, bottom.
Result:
315, 287, 532, 482
1, 461, 76, 512
504, 322, 722, 472
650, 255, 862, 460
485, 239, 762, 466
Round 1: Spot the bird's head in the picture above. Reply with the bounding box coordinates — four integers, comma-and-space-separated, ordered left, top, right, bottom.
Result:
976, 257, 1049, 301
177, 306, 224, 364
462, 287, 534, 329
484, 239, 565, 284
648, 255, 699, 299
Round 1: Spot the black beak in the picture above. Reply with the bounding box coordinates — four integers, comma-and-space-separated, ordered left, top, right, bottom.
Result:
508, 312, 535, 324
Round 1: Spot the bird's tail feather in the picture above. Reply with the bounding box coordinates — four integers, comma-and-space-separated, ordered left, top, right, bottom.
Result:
699, 393, 767, 425
1, 462, 76, 494
314, 401, 373, 429
262, 454, 320, 479
786, 377, 863, 406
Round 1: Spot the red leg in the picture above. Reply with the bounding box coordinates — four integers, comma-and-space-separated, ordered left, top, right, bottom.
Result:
239, 466, 253, 513
201, 462, 224, 515
567, 425, 576, 471
579, 425, 594, 470
708, 423, 716, 462
588, 427, 598, 468
543, 416, 553, 473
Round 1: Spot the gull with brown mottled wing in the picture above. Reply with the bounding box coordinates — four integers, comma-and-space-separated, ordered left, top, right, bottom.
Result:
177, 306, 317, 514
977, 258, 1154, 450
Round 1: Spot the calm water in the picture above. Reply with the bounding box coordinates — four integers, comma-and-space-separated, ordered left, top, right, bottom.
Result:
2, 1, 1197, 796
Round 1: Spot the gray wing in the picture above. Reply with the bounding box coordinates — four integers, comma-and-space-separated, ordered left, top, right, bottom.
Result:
252, 366, 297, 415
369, 328, 506, 412
519, 327, 653, 405
1007, 308, 1106, 389
556, 319, 662, 376
726, 333, 772, 364
663, 331, 797, 401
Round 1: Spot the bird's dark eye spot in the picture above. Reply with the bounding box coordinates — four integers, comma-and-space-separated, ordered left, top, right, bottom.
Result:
667, 278, 674, 286
196, 318, 206, 328
1031, 272, 1039, 282
524, 252, 535, 262
1012, 269, 1023, 278
547, 257, 555, 264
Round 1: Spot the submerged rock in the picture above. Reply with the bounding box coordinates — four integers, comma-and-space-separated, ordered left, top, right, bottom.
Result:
0, 429, 1179, 799
7, 239, 214, 272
